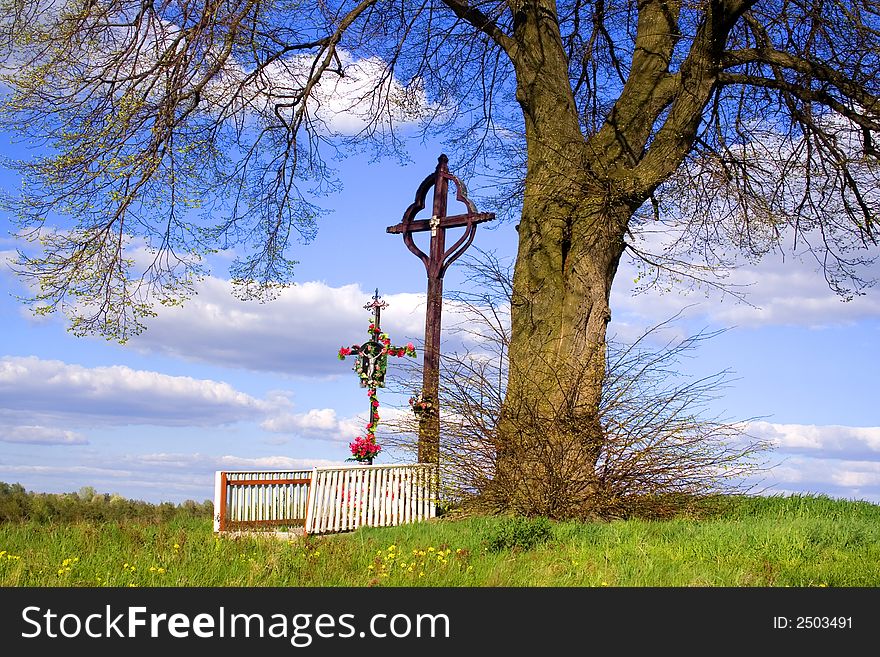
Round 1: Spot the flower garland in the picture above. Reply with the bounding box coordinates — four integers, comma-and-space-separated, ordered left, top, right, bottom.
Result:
346, 387, 382, 463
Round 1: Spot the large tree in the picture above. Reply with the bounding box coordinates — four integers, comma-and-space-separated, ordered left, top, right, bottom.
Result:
1, 0, 878, 515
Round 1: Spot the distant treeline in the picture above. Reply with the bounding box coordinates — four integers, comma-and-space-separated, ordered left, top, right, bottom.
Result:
0, 482, 213, 523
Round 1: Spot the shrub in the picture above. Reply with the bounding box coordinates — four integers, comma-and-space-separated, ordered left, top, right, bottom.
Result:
485, 515, 553, 552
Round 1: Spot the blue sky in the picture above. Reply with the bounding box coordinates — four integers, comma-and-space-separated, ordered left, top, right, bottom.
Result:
2, 85, 880, 507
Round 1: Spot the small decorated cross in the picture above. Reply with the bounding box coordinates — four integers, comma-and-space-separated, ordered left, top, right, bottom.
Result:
338, 289, 416, 464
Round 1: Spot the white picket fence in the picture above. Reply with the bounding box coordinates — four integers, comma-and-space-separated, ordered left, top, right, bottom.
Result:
214, 464, 438, 535
305, 464, 438, 535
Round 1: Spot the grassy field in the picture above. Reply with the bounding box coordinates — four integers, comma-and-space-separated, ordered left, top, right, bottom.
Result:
2, 493, 879, 587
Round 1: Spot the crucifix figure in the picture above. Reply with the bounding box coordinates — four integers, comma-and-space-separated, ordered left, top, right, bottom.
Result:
358, 289, 390, 389
386, 154, 496, 464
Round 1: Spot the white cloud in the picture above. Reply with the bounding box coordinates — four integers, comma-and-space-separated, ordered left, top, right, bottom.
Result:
0, 355, 273, 427
754, 453, 880, 504
612, 248, 880, 329
42, 3, 431, 136
295, 53, 431, 134
261, 407, 364, 441
261, 404, 411, 445
0, 353, 417, 450
0, 352, 416, 449
0, 425, 87, 445
202, 47, 431, 136
748, 421, 880, 459
831, 469, 880, 488
127, 278, 476, 376
740, 422, 880, 503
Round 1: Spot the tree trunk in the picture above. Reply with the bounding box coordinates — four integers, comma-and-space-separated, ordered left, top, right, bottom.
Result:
486, 0, 736, 517
488, 0, 631, 517
492, 144, 630, 518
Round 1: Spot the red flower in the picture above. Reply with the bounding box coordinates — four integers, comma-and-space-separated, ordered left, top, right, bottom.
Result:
349, 434, 381, 461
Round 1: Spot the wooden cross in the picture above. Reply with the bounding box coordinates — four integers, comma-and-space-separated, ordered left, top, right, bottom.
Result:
386, 154, 496, 464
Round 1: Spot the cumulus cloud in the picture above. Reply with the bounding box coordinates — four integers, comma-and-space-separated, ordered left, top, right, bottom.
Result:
261, 404, 410, 444
0, 355, 274, 427
0, 354, 404, 447
191, 45, 432, 136
0, 424, 87, 445
65, 4, 431, 137
612, 249, 880, 329
131, 279, 422, 376
127, 277, 479, 376
261, 52, 431, 135
755, 453, 880, 504
261, 407, 363, 441
738, 422, 880, 503
748, 421, 880, 460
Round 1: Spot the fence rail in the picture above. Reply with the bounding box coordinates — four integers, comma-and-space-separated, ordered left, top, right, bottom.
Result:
213, 464, 438, 534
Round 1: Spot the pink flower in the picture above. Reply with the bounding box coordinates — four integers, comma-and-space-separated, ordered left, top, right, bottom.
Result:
349, 433, 381, 461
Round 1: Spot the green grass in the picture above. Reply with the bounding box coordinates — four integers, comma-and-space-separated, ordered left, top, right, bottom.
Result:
2, 494, 879, 587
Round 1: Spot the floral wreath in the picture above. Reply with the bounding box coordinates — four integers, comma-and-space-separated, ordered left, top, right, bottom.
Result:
408, 393, 435, 417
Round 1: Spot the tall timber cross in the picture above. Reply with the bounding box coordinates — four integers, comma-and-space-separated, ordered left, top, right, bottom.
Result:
386, 154, 496, 464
